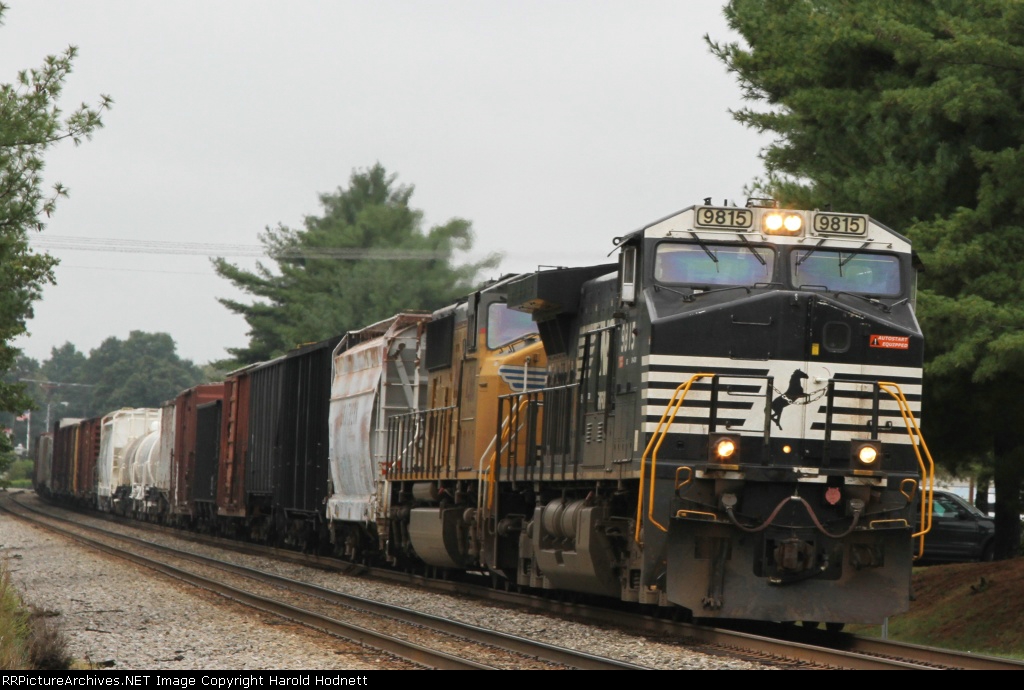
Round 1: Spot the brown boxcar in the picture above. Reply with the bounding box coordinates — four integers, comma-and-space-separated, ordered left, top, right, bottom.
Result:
217, 366, 253, 518
74, 416, 102, 506
169, 383, 226, 524
50, 422, 76, 498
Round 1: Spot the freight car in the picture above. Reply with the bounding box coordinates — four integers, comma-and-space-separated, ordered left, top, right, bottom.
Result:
37, 198, 938, 629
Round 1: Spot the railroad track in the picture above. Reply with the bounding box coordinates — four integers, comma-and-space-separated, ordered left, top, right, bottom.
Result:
10, 492, 1024, 670
1, 493, 647, 670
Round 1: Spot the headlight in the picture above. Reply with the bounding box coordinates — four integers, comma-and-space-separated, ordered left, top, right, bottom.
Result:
850, 440, 882, 470
709, 433, 741, 463
762, 211, 804, 235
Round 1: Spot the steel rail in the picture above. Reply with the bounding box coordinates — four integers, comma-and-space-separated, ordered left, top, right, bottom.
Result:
21, 493, 1024, 670
1, 500, 489, 670
6, 494, 649, 671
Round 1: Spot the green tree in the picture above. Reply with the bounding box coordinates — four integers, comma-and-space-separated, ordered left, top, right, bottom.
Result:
37, 342, 91, 421
709, 0, 1024, 557
214, 163, 500, 365
0, 354, 39, 466
0, 3, 111, 476
80, 331, 206, 413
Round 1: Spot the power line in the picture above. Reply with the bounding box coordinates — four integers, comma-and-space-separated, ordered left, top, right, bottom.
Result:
58, 264, 213, 275
18, 379, 97, 389
29, 235, 451, 260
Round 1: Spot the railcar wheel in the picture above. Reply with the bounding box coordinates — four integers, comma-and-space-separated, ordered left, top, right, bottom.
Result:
800, 621, 820, 629
825, 622, 845, 633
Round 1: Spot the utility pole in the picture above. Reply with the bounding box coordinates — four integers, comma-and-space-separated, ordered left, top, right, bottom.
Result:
45, 401, 69, 430
18, 379, 96, 454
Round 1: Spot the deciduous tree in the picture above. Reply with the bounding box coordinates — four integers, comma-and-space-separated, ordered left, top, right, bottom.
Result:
0, 3, 111, 476
81, 332, 205, 413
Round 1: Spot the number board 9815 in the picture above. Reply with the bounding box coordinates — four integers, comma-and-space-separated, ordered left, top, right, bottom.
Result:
694, 206, 753, 231
813, 212, 868, 236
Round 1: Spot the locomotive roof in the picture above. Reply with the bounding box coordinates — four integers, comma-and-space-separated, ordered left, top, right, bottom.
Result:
615, 202, 913, 255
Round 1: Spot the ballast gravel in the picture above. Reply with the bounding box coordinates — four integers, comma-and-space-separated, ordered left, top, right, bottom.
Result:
1, 491, 776, 671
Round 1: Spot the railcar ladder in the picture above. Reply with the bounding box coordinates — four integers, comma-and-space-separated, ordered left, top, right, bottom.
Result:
878, 381, 936, 560
635, 373, 713, 546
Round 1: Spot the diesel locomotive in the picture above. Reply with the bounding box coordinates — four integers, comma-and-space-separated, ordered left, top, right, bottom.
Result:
36, 198, 936, 629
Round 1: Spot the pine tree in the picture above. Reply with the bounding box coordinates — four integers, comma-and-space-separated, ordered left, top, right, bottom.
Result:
214, 163, 499, 365
710, 0, 1024, 556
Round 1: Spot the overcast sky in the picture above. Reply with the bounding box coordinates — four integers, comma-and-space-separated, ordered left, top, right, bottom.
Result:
2, 1, 768, 366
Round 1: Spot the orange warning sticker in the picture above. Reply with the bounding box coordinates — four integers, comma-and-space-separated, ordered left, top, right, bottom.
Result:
869, 334, 910, 349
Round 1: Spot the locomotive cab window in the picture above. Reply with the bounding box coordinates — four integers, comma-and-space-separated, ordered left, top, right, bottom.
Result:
486, 302, 537, 349
654, 242, 775, 286
619, 245, 637, 304
790, 250, 901, 296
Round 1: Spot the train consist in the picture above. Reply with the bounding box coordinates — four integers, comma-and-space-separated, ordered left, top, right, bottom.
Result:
34, 199, 937, 629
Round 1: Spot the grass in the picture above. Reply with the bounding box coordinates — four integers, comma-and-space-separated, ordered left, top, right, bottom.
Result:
847, 557, 1024, 660
0, 558, 29, 669
0, 558, 72, 671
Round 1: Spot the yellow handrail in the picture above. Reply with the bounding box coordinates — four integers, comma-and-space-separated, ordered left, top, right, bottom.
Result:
484, 396, 533, 512
878, 381, 935, 560
631, 377, 935, 558
634, 373, 713, 547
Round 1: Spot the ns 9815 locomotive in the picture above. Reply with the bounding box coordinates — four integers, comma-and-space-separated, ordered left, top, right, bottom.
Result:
37, 198, 936, 630
373, 198, 934, 629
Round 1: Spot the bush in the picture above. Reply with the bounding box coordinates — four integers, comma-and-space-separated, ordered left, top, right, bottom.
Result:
25, 612, 71, 670
6, 460, 33, 483
0, 560, 71, 670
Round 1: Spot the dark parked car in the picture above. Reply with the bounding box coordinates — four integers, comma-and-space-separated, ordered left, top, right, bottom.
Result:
918, 490, 995, 564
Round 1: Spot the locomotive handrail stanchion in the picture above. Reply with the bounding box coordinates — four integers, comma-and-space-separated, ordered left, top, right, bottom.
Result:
709, 376, 719, 432
477, 397, 505, 517
761, 375, 772, 464
634, 373, 714, 547
674, 465, 693, 492
899, 477, 919, 502
563, 383, 578, 482
482, 395, 533, 513
525, 393, 540, 484
878, 381, 936, 560
871, 382, 881, 437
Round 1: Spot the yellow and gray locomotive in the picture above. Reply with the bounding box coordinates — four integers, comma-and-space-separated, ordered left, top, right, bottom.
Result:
370, 199, 933, 627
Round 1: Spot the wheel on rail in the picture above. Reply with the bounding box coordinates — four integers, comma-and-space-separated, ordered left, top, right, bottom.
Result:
825, 622, 845, 633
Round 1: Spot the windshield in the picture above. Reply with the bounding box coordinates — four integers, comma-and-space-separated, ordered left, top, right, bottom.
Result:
790, 249, 901, 296
654, 243, 775, 286
487, 302, 537, 349
936, 492, 990, 519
